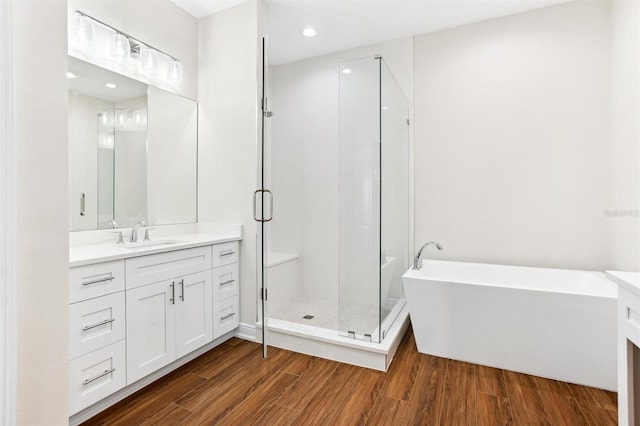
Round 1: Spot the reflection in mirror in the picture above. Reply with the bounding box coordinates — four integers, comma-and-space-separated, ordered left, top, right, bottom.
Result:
68, 56, 197, 231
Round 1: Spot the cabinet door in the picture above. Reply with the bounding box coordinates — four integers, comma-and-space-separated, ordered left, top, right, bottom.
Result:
126, 281, 176, 385
176, 271, 213, 358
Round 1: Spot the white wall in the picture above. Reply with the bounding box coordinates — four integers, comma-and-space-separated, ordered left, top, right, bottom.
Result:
13, 0, 69, 423
270, 38, 413, 302
68, 0, 199, 99
198, 0, 261, 326
414, 1, 612, 271
609, 0, 640, 272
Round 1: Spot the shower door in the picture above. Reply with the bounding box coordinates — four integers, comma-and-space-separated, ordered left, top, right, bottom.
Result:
255, 37, 272, 358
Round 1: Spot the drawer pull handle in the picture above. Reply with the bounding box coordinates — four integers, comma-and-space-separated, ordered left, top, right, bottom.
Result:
180, 279, 185, 302
82, 276, 115, 286
220, 279, 235, 286
220, 250, 235, 257
82, 318, 115, 331
170, 282, 175, 305
220, 312, 236, 321
83, 368, 116, 386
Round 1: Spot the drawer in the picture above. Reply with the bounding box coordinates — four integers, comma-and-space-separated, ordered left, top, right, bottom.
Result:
212, 263, 239, 302
69, 340, 126, 416
212, 241, 239, 268
126, 246, 212, 290
70, 261, 125, 304
213, 297, 239, 339
69, 292, 125, 360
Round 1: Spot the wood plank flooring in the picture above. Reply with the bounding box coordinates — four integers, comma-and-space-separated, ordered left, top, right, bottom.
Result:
83, 329, 617, 425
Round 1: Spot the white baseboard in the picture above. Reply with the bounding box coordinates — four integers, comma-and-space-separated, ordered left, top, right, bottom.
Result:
234, 322, 258, 342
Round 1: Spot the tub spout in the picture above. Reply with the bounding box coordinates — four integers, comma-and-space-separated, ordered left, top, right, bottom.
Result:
413, 241, 443, 270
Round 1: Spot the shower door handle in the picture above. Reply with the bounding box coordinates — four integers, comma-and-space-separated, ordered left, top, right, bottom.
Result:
253, 189, 273, 222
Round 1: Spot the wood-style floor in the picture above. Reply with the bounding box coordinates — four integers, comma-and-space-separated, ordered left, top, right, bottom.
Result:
83, 329, 618, 425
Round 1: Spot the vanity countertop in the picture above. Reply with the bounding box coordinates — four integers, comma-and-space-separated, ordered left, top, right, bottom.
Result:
605, 270, 640, 296
70, 232, 242, 267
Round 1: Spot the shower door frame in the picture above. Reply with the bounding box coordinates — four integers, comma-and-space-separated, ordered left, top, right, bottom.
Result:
256, 36, 272, 358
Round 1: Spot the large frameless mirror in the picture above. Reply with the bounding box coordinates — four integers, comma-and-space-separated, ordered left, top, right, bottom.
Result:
68, 56, 197, 231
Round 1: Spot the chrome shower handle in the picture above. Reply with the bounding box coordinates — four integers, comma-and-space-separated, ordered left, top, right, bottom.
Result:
253, 189, 273, 222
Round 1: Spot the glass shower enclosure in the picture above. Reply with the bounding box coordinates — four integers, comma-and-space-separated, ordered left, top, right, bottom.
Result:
263, 54, 410, 348
338, 57, 410, 343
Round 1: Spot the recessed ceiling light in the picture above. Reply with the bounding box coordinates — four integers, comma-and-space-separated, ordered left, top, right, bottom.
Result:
302, 27, 317, 37
105, 83, 117, 89
66, 71, 80, 79
342, 68, 352, 75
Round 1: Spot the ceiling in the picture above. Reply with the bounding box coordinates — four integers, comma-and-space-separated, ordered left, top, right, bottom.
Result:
170, 0, 573, 65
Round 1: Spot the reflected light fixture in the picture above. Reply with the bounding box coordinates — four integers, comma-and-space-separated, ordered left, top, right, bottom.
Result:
302, 27, 317, 37
105, 83, 117, 89
168, 59, 183, 84
66, 71, 80, 79
342, 68, 352, 75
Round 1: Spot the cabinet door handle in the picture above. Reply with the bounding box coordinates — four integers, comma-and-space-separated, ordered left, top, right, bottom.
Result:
220, 279, 235, 286
82, 276, 115, 286
220, 312, 236, 321
170, 282, 175, 305
82, 368, 116, 386
219, 249, 235, 257
82, 318, 115, 331
180, 279, 185, 301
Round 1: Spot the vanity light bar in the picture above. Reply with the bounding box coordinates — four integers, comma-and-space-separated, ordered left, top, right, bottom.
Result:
74, 10, 179, 62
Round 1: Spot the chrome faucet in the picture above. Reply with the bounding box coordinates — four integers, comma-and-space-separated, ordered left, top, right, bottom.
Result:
413, 241, 443, 270
106, 219, 118, 229
130, 220, 146, 243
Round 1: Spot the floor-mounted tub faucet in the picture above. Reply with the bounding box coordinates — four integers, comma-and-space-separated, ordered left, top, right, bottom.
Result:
413, 241, 443, 270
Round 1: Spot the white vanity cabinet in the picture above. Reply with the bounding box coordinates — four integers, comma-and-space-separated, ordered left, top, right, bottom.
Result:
212, 241, 240, 338
69, 238, 241, 420
68, 261, 127, 416
125, 247, 213, 384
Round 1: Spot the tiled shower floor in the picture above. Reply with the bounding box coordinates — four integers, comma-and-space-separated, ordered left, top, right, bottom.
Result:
268, 296, 391, 335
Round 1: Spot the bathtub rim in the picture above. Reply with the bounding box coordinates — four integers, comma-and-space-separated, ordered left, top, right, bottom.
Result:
403, 259, 617, 299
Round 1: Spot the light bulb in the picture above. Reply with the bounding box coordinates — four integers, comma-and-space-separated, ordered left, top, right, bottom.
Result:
168, 59, 183, 84
71, 12, 94, 46
109, 33, 131, 62
140, 47, 159, 75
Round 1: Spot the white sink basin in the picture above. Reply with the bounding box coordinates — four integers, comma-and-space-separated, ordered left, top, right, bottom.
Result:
122, 240, 184, 249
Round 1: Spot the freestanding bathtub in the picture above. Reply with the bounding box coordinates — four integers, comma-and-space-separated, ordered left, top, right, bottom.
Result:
402, 260, 617, 391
